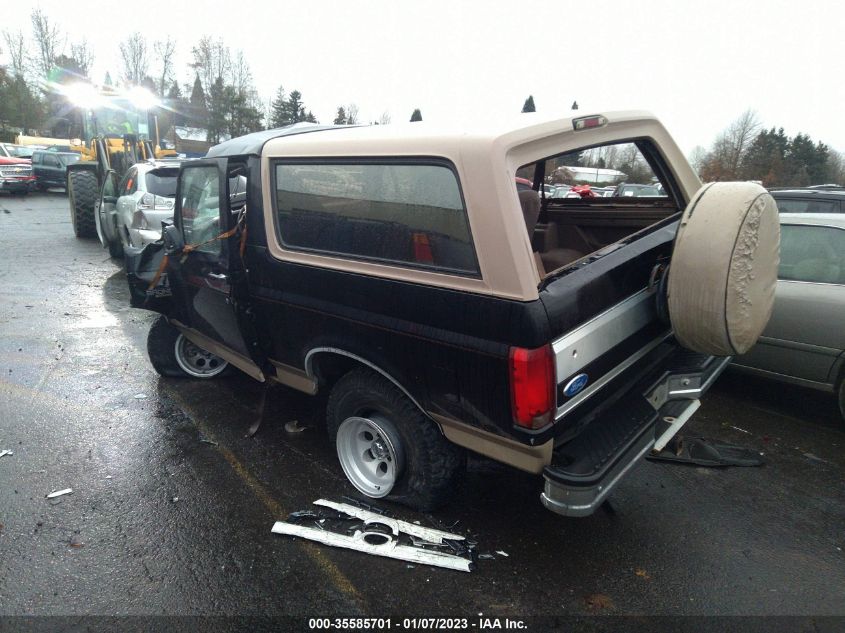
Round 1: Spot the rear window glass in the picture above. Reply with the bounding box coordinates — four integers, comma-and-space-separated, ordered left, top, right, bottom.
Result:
774, 198, 840, 214
779, 224, 845, 284
539, 143, 668, 198
145, 169, 178, 197
274, 161, 478, 275
63, 154, 80, 165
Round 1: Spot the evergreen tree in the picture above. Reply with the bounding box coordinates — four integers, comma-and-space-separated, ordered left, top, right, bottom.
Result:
206, 76, 228, 143
269, 85, 288, 128
286, 90, 305, 123
227, 85, 263, 137
522, 95, 536, 113
333, 106, 347, 125
410, 108, 422, 122
104, 72, 114, 87
167, 81, 182, 100
0, 73, 45, 133
740, 127, 788, 186
304, 110, 318, 123
190, 74, 205, 107
188, 74, 208, 128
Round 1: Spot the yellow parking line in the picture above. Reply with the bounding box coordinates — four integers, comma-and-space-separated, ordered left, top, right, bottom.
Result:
169, 393, 367, 611
0, 378, 365, 610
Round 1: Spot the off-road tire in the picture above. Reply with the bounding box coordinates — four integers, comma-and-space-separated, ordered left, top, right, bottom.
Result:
68, 170, 97, 238
146, 316, 185, 377
327, 367, 465, 511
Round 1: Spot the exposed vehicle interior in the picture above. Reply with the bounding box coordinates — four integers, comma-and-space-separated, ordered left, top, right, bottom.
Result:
517, 139, 682, 277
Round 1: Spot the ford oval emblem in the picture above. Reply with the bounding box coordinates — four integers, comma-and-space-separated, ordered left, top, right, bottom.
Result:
563, 373, 589, 397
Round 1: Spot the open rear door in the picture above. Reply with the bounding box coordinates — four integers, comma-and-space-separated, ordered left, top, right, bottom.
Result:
158, 158, 265, 381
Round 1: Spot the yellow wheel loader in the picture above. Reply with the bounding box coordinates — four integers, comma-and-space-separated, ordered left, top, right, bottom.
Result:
64, 86, 176, 246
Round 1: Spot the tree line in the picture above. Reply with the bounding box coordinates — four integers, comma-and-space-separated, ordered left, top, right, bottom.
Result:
690, 109, 844, 187
0, 9, 410, 145
2, 11, 842, 187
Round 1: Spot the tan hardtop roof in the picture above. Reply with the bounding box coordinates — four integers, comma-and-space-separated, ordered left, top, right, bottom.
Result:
259, 109, 699, 302
262, 110, 661, 157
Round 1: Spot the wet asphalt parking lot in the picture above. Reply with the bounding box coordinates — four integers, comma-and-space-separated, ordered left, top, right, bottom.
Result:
0, 191, 844, 631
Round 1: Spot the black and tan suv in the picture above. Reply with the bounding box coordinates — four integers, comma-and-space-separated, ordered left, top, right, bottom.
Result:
125, 113, 780, 516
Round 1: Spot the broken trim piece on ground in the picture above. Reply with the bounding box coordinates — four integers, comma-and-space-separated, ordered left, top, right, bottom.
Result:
271, 499, 473, 572
46, 488, 73, 498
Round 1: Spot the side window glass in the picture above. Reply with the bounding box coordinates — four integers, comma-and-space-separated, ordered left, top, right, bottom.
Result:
180, 165, 222, 255
775, 198, 839, 214
779, 225, 845, 284
45, 154, 60, 167
103, 172, 118, 199
274, 162, 477, 275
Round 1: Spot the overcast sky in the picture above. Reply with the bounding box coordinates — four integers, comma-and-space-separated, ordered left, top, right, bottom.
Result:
3, 0, 844, 154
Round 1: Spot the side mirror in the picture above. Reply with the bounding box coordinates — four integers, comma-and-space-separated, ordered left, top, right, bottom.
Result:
162, 224, 185, 254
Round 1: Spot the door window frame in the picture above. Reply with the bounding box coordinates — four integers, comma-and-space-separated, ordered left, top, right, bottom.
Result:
174, 158, 232, 268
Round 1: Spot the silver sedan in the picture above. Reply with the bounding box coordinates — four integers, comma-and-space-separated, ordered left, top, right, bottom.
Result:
733, 213, 845, 420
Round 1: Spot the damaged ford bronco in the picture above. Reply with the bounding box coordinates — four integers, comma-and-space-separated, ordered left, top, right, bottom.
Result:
126, 112, 780, 516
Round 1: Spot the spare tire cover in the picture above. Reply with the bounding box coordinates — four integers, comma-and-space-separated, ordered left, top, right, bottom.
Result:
668, 182, 780, 356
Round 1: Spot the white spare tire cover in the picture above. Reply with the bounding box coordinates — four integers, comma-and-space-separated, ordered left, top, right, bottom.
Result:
668, 182, 780, 356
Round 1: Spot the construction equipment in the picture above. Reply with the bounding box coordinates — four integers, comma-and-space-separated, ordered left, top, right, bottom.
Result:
63, 84, 175, 244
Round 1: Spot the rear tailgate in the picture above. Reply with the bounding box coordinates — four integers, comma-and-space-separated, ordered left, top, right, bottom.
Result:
537, 215, 730, 516
540, 216, 679, 428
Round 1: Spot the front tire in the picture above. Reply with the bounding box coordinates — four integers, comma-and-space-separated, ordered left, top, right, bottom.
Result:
146, 316, 228, 379
68, 170, 97, 238
327, 368, 465, 511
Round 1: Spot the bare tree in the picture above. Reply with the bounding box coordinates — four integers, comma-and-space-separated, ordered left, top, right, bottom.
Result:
724, 109, 760, 174
2, 29, 27, 77
30, 9, 64, 79
687, 145, 708, 174
378, 111, 391, 125
190, 36, 230, 92
702, 110, 761, 180
346, 103, 359, 125
120, 32, 149, 85
230, 50, 252, 93
153, 36, 176, 97
70, 39, 94, 78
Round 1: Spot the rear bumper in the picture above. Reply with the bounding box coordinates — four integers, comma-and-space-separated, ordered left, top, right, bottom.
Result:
540, 350, 730, 517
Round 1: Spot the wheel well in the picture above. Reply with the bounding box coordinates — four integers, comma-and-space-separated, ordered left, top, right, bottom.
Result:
306, 349, 428, 417
310, 352, 358, 391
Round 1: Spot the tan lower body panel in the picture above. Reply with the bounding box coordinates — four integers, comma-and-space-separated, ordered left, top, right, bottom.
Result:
170, 320, 266, 382
268, 359, 319, 395
429, 413, 552, 474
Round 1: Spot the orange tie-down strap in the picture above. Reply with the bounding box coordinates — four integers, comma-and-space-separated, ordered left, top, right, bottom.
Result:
147, 224, 242, 291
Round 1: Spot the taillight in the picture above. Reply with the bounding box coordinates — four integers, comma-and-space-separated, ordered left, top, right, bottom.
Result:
509, 344, 555, 429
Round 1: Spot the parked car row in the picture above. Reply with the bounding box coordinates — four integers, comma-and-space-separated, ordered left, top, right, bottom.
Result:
0, 144, 84, 195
